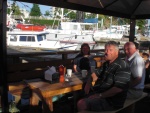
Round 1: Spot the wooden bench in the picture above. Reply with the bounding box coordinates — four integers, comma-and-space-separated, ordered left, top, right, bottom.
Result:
78, 92, 148, 113
8, 59, 73, 104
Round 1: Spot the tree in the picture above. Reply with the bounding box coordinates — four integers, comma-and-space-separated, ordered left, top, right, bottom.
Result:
64, 9, 76, 20
68, 11, 76, 20
44, 10, 51, 17
30, 4, 41, 16
13, 5, 23, 15
136, 20, 146, 34
8, 1, 23, 15
53, 8, 76, 21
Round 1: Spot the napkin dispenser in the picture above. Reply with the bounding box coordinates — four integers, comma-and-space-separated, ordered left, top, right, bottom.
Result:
51, 72, 59, 83
44, 66, 59, 83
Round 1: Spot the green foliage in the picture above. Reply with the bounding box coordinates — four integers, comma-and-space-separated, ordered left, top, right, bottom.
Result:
51, 8, 76, 21
14, 5, 23, 15
64, 9, 76, 20
44, 10, 51, 17
25, 18, 59, 26
30, 4, 41, 16
136, 19, 146, 34
98, 14, 106, 20
68, 12, 76, 20
136, 20, 145, 29
7, 8, 11, 14
64, 9, 69, 15
9, 1, 23, 16
7, 3, 146, 32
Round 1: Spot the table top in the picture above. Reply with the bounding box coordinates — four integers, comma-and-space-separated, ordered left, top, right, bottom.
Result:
26, 74, 83, 97
9, 81, 27, 96
8, 73, 85, 98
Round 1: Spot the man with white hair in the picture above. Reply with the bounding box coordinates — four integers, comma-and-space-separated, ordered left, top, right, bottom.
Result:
124, 41, 145, 99
77, 41, 131, 112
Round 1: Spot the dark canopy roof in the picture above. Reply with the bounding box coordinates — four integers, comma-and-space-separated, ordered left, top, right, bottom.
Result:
19, 0, 150, 19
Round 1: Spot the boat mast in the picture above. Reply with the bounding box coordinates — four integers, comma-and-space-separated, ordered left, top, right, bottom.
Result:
61, 8, 64, 22
96, 14, 98, 30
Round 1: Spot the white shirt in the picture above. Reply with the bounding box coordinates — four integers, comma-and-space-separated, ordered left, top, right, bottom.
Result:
126, 51, 146, 89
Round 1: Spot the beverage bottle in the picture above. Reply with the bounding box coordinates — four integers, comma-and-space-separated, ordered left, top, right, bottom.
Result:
59, 75, 65, 83
59, 65, 64, 75
59, 65, 65, 82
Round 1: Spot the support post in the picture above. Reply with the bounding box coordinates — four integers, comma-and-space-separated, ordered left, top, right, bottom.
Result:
62, 54, 67, 60
0, 0, 8, 112
129, 19, 136, 42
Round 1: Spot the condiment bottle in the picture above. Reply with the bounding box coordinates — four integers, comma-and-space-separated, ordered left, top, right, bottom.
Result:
59, 65, 64, 75
59, 75, 65, 83
59, 65, 65, 82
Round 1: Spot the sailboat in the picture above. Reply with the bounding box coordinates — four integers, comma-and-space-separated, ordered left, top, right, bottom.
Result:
45, 8, 97, 50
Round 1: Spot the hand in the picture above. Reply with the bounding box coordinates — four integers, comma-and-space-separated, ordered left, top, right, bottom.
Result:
91, 73, 98, 82
89, 93, 100, 99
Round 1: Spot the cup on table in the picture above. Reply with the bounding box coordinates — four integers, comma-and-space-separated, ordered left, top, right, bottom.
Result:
67, 69, 72, 78
91, 66, 95, 73
81, 70, 87, 78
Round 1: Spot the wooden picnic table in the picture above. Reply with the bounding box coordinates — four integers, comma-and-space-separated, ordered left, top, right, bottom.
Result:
26, 74, 83, 112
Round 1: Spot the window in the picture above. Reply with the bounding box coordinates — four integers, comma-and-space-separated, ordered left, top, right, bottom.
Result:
71, 25, 78, 30
37, 35, 44, 41
10, 35, 17, 41
31, 36, 35, 42
27, 36, 35, 42
27, 36, 32, 41
20, 36, 27, 41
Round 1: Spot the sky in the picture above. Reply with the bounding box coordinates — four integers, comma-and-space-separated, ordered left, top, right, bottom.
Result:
8, 0, 51, 15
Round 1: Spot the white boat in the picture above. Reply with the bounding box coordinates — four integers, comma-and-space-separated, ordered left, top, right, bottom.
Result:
46, 22, 96, 35
46, 22, 96, 50
7, 14, 96, 50
7, 31, 62, 50
94, 25, 139, 41
94, 25, 128, 41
